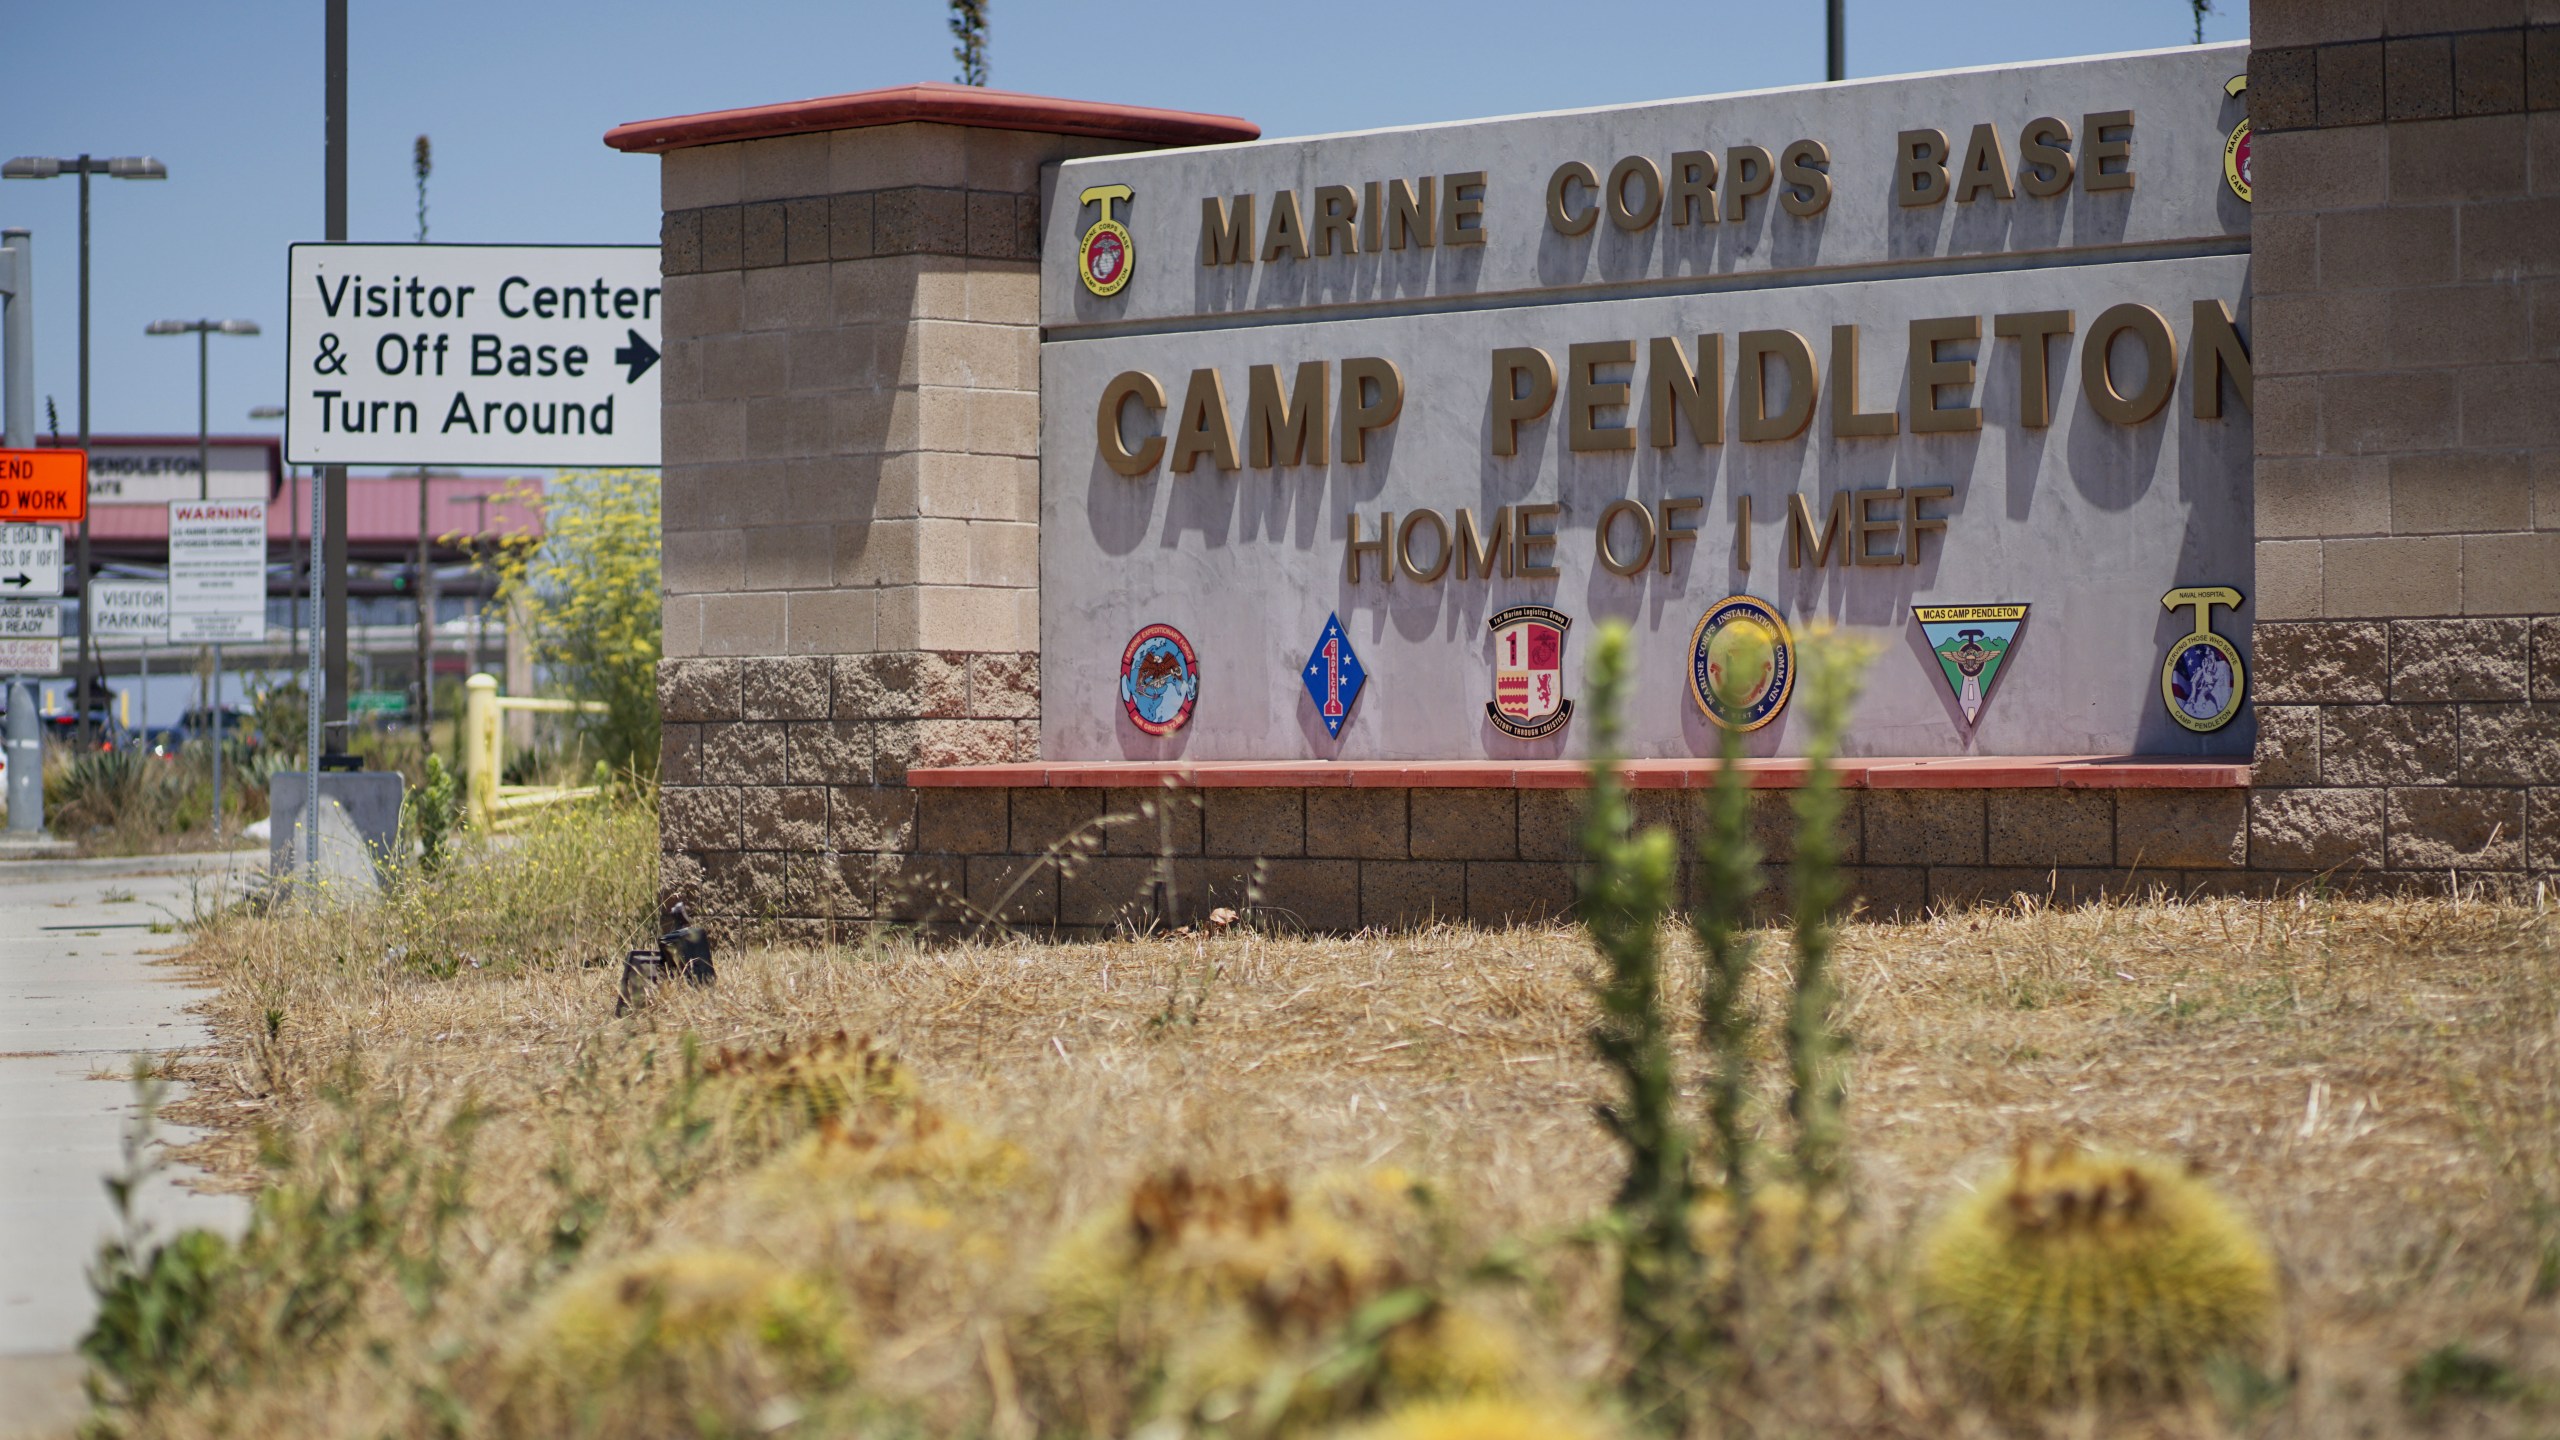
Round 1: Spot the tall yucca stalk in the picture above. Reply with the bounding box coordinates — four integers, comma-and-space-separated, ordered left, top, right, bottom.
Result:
1784, 630, 1867, 1198
1691, 641, 1763, 1205
1576, 621, 1691, 1419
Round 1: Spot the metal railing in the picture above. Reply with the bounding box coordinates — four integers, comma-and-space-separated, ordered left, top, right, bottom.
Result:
462, 671, 605, 830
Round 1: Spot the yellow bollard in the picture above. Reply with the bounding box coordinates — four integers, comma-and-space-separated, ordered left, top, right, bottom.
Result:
464, 673, 501, 830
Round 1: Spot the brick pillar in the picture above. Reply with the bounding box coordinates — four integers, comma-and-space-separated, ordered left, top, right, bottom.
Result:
607, 86, 1258, 939
2246, 5, 2560, 888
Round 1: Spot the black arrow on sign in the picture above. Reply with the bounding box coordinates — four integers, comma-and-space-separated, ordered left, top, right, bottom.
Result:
615, 329, 659, 385
0, 574, 29, 590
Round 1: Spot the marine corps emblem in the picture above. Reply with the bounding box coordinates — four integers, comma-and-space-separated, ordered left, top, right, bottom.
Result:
1688, 595, 1795, 732
2160, 586, 2246, 733
1301, 612, 1367, 740
1077, 183, 1135, 297
1487, 605, 1573, 740
1121, 622, 1198, 736
2221, 74, 2252, 203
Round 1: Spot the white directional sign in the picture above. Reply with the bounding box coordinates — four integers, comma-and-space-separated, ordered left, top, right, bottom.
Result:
88, 579, 170, 640
0, 523, 64, 598
0, 599, 60, 673
168, 501, 267, 644
285, 243, 660, 467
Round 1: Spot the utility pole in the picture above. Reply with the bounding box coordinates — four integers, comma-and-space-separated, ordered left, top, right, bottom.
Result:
1, 229, 40, 834
322, 0, 349, 751
413, 134, 434, 743
1826, 0, 1846, 82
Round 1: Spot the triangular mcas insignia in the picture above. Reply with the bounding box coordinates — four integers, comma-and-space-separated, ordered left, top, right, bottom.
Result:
1913, 604, 2027, 727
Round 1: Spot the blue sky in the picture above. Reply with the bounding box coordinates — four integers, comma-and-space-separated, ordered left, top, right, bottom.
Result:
0, 0, 2249, 445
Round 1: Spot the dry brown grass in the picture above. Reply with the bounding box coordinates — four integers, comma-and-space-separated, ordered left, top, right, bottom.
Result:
132, 867, 2560, 1439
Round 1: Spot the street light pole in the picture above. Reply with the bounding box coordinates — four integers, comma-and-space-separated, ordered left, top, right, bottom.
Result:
148, 318, 259, 841
2, 154, 166, 747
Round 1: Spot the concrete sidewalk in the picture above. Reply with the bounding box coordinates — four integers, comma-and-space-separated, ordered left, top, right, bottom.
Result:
0, 850, 262, 1438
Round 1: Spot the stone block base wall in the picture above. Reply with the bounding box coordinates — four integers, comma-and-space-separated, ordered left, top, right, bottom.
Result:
659, 764, 2293, 940
2250, 617, 2560, 875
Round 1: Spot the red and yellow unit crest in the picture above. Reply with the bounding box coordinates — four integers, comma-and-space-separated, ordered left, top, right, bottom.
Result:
1487, 605, 1573, 740
2221, 74, 2252, 204
1077, 184, 1135, 297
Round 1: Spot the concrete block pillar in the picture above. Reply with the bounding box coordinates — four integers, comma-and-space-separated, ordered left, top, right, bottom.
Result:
607, 84, 1257, 937
2245, 6, 2560, 887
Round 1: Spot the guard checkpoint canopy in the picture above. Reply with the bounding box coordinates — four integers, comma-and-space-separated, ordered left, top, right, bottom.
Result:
0, 449, 87, 523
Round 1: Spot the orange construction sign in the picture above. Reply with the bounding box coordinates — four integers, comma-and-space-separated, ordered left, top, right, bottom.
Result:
0, 449, 86, 523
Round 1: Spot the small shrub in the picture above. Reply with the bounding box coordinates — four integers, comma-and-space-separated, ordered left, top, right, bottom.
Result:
488, 1247, 850, 1439
1915, 1140, 2278, 1402
1336, 1394, 1621, 1440
704, 1030, 918, 1155
2399, 1342, 2517, 1415
403, 753, 462, 874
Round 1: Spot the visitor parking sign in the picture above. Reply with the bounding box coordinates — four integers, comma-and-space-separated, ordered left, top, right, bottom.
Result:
284, 243, 661, 468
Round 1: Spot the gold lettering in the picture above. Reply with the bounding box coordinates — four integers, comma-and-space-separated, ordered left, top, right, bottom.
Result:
1246, 360, 1330, 467
1546, 160, 1599, 236
2018, 116, 2075, 197
1668, 150, 1718, 225
1787, 490, 1852, 568
1200, 195, 1254, 267
1607, 155, 1664, 231
2190, 298, 2253, 418
1569, 340, 1638, 452
1361, 179, 1382, 252
1399, 508, 1452, 582
1096, 370, 1166, 477
1897, 128, 1950, 206
2083, 109, 2135, 192
1954, 122, 2016, 202
1733, 493, 1753, 571
1993, 309, 2074, 428
1648, 335, 1723, 446
1907, 315, 1983, 434
1659, 495, 1703, 574
1514, 501, 1563, 578
1723, 144, 1773, 221
1457, 506, 1514, 579
1855, 487, 1906, 566
1312, 184, 1360, 257
2083, 302, 2176, 424
1904, 484, 1953, 565
1339, 356, 1404, 463
1739, 329, 1819, 442
1345, 511, 1392, 584
1596, 497, 1656, 576
1441, 170, 1488, 246
1490, 346, 1558, 457
1169, 368, 1239, 473
1386, 176, 1436, 249
1261, 189, 1309, 262
1779, 139, 1832, 217
1829, 324, 1899, 438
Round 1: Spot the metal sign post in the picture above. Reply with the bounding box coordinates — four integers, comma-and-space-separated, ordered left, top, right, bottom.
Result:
169, 499, 265, 841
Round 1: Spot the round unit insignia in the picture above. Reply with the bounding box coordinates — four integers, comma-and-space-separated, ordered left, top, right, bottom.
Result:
1689, 595, 1795, 732
1120, 622, 1197, 735
1077, 183, 1135, 298
2159, 585, 2247, 733
2221, 74, 2252, 203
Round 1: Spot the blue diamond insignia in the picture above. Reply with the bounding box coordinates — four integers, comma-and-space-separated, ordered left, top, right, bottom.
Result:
1301, 612, 1367, 739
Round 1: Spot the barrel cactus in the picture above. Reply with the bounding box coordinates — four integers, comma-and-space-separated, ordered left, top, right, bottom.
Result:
1915, 1141, 2278, 1401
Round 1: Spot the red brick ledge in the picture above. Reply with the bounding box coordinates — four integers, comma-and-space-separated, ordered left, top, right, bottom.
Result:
606, 82, 1260, 154
905, 757, 2251, 791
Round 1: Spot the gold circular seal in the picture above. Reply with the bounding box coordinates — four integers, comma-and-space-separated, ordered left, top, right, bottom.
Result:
1688, 595, 1795, 733
2223, 117, 2253, 204
2161, 629, 2246, 733
1079, 218, 1133, 297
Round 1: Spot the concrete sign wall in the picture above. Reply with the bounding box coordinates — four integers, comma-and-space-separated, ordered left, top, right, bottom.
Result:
1040, 44, 2255, 762
83, 443, 271, 506
285, 244, 661, 468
